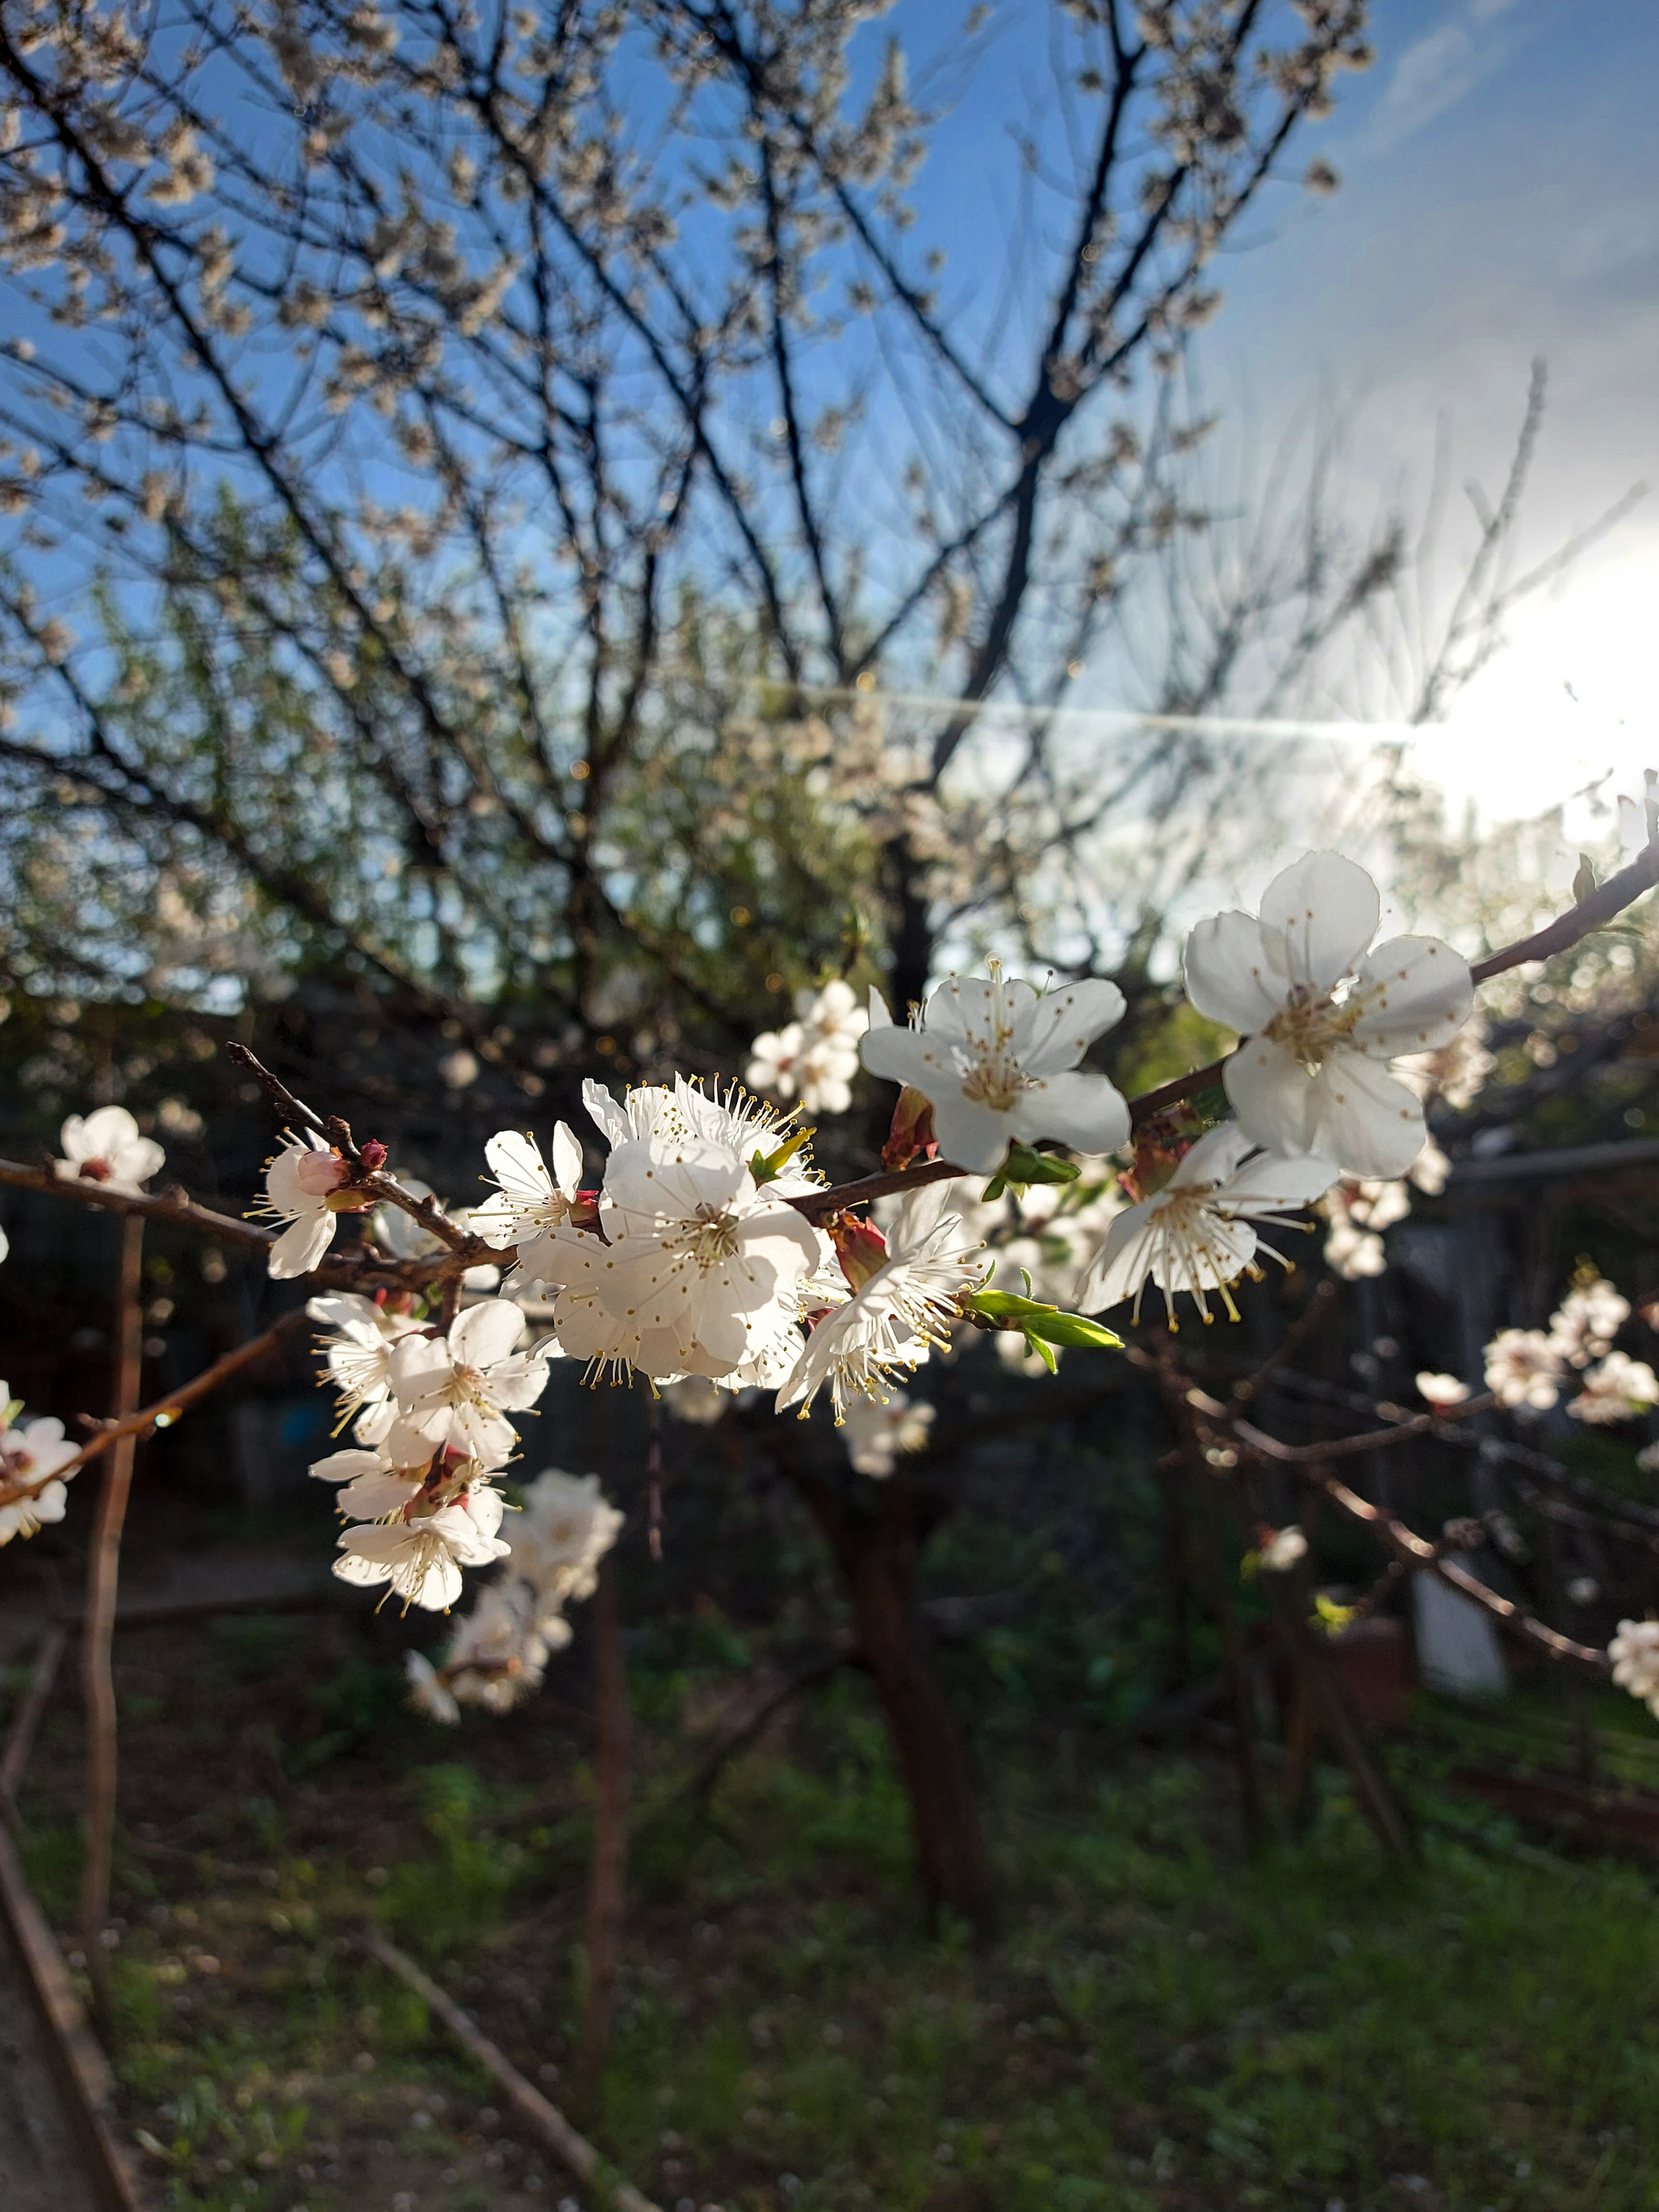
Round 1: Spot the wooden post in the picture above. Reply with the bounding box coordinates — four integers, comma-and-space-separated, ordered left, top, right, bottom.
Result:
80, 1213, 144, 2027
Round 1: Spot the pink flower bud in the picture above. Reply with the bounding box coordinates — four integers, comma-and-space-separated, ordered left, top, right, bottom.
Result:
360, 1139, 388, 1170
294, 1149, 351, 1197
830, 1213, 889, 1291
881, 1086, 937, 1173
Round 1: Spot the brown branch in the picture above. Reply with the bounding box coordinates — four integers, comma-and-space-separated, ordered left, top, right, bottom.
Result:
1219, 1413, 1609, 1673
0, 1157, 463, 1295
786, 1154, 966, 1222
0, 1311, 313, 1513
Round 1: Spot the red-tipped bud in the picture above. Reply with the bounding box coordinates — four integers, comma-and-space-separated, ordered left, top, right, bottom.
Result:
830, 1213, 889, 1291
360, 1138, 388, 1171
570, 1188, 604, 1234
882, 1085, 938, 1174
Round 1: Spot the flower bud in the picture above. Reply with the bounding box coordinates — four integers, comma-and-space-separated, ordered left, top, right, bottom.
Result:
881, 1086, 937, 1173
295, 1149, 351, 1198
360, 1139, 388, 1170
830, 1213, 889, 1291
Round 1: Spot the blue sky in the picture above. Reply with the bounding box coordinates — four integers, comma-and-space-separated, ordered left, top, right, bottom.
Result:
897, 0, 1659, 826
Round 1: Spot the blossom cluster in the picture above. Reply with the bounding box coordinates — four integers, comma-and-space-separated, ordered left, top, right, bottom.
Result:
12, 848, 1482, 1636
406, 1470, 622, 1722
746, 980, 870, 1117
1482, 1277, 1658, 1424
308, 1294, 550, 1609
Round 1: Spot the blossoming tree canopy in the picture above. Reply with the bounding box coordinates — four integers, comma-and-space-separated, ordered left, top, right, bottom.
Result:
1183, 850, 1474, 1178
861, 969, 1130, 1172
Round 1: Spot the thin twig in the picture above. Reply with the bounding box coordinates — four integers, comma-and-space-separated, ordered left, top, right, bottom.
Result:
0, 1156, 465, 1295
362, 1929, 662, 2212
0, 1310, 313, 1511
0, 1622, 67, 1811
81, 1213, 144, 2025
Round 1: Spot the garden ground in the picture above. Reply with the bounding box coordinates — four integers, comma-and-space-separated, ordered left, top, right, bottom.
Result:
6, 1588, 1659, 2212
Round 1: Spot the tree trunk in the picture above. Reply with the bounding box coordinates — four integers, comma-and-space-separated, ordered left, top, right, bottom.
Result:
791, 1464, 997, 1937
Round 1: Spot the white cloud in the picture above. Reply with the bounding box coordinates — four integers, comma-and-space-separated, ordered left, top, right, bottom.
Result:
1374, 23, 1478, 147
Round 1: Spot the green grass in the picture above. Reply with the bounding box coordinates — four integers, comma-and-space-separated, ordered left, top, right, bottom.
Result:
87, 1695, 1659, 2212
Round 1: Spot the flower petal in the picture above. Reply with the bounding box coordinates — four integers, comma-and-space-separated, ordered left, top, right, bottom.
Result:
1349, 936, 1474, 1059
551, 1121, 584, 1198
1021, 979, 1127, 1073
1307, 1052, 1427, 1179
1223, 1037, 1322, 1156
268, 1210, 337, 1280
450, 1297, 526, 1367
1008, 1070, 1130, 1157
1256, 851, 1380, 993
928, 1094, 1019, 1174
1219, 1149, 1341, 1213
1183, 911, 1285, 1034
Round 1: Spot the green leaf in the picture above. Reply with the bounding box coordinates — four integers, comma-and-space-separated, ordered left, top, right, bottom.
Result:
1021, 1329, 1060, 1374
964, 1286, 1122, 1351
1009, 1142, 1082, 1185
983, 1141, 1082, 1200
751, 1127, 812, 1183
1572, 853, 1599, 903
1023, 1310, 1124, 1350
967, 1288, 1051, 1322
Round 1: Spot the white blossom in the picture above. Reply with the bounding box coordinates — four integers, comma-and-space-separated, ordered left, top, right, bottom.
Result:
404, 1648, 461, 1724
1483, 1328, 1564, 1412
508, 1468, 623, 1604
748, 978, 869, 1115
1183, 852, 1473, 1178
56, 1105, 164, 1194
471, 1123, 585, 1248
0, 1399, 79, 1545
404, 1469, 621, 1720
1548, 1278, 1630, 1370
334, 1488, 510, 1611
259, 1131, 360, 1278
1415, 1372, 1470, 1408
839, 1391, 935, 1477
776, 1184, 987, 1420
1567, 1350, 1659, 1426
1259, 1525, 1308, 1572
306, 1290, 419, 1444
385, 1298, 552, 1466
535, 1126, 823, 1383
579, 1075, 819, 1194
437, 1581, 570, 1712
862, 965, 1130, 1173
1077, 1123, 1336, 1326
1609, 1618, 1659, 1717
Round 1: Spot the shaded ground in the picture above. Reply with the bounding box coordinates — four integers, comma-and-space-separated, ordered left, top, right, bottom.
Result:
4, 1592, 1659, 2212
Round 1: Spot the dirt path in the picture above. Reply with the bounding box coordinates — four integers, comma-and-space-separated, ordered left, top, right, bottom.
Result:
0, 1933, 102, 2212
